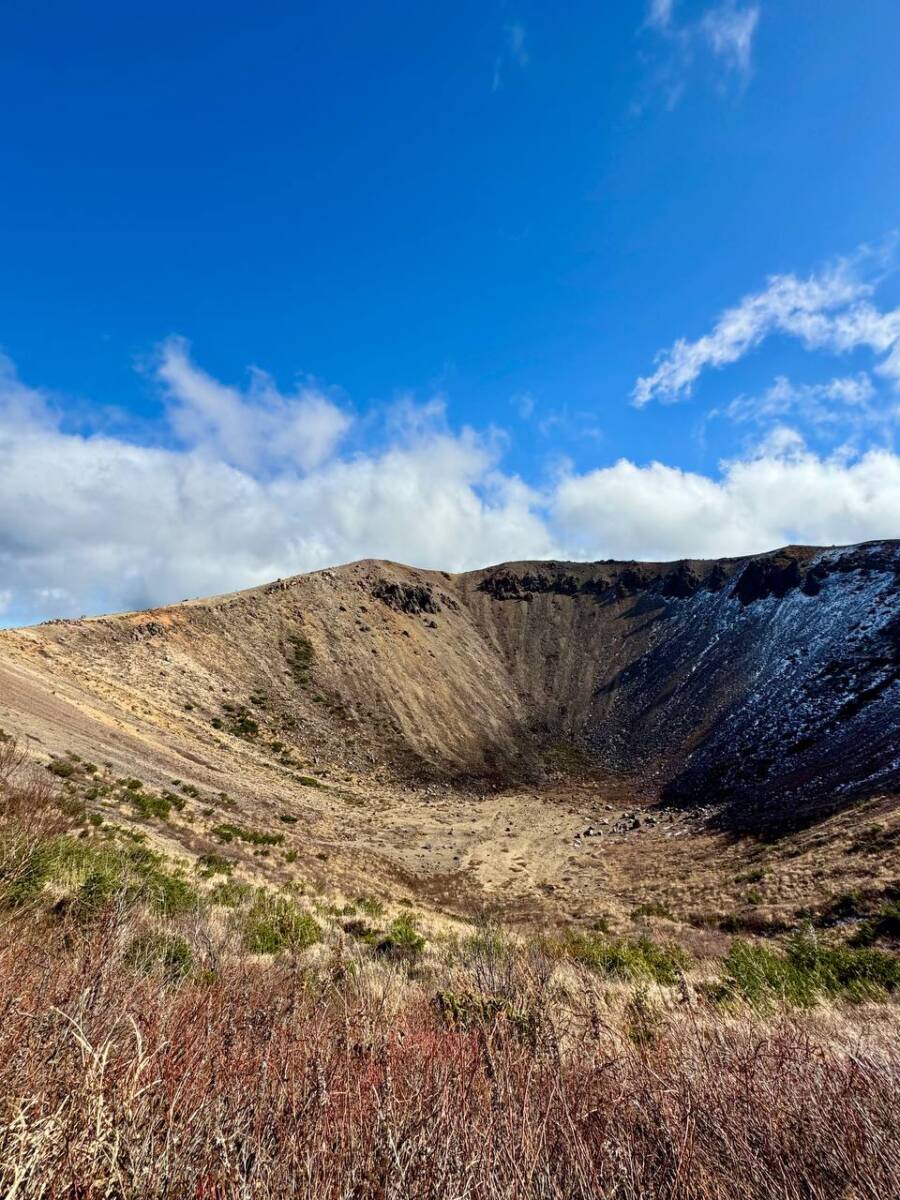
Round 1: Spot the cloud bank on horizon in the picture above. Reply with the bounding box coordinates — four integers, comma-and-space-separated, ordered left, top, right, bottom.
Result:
3, 241, 900, 627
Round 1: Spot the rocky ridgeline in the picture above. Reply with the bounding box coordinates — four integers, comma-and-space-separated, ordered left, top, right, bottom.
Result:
477, 542, 899, 610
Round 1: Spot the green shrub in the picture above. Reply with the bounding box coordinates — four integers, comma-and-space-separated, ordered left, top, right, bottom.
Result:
212, 823, 283, 847
788, 935, 900, 1000
355, 895, 385, 918
232, 714, 259, 738
853, 903, 900, 946
714, 940, 820, 1009
715, 935, 900, 1008
240, 893, 320, 955
125, 932, 193, 982
463, 926, 512, 960
435, 988, 537, 1039
343, 917, 377, 941
736, 867, 767, 884
624, 985, 665, 1047
75, 865, 122, 916
46, 760, 76, 779
129, 791, 172, 821
0, 838, 55, 907
561, 932, 691, 985
196, 852, 233, 878
3, 834, 201, 921
718, 911, 790, 936
632, 900, 674, 920
375, 914, 425, 964
210, 879, 253, 908
287, 634, 314, 684
145, 871, 201, 917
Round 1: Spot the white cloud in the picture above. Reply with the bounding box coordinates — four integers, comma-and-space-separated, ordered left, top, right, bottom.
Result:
700, 2, 760, 78
505, 23, 528, 68
512, 391, 536, 420
156, 336, 351, 473
639, 0, 759, 105
553, 436, 900, 561
0, 349, 554, 624
634, 253, 900, 406
717, 373, 886, 429
1, 347, 900, 625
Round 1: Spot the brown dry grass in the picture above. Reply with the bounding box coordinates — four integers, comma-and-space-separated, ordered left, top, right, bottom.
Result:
1, 921, 899, 1198
0, 745, 898, 1199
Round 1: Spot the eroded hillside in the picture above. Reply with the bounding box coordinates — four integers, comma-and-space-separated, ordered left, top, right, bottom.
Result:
0, 540, 897, 923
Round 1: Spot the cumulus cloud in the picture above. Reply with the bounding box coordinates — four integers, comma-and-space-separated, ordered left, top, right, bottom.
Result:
553, 435, 900, 561
700, 2, 760, 78
634, 252, 900, 406
156, 336, 351, 473
1, 346, 900, 626
0, 348, 554, 625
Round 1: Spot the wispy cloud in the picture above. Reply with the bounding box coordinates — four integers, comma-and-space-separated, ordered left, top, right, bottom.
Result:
639, 0, 760, 106
492, 21, 528, 91
721, 374, 877, 425
710, 373, 900, 446
644, 0, 676, 33
701, 2, 760, 79
634, 245, 900, 406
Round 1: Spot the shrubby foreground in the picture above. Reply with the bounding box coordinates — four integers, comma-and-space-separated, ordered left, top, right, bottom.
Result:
0, 741, 898, 1199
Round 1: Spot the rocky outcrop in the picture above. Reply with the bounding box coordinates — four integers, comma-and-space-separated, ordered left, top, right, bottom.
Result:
371, 580, 441, 615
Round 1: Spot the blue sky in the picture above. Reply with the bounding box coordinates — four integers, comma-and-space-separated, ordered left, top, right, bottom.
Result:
2, 1, 900, 624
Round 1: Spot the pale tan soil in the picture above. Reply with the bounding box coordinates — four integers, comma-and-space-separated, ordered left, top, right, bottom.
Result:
0, 558, 897, 929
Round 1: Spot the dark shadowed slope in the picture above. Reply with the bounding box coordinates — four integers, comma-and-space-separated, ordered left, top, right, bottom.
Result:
465, 541, 899, 831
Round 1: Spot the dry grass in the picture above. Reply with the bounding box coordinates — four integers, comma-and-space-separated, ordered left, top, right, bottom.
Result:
0, 745, 898, 1199
1, 928, 898, 1199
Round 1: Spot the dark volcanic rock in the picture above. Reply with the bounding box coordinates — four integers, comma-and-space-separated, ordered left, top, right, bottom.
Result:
372, 580, 441, 615
732, 554, 804, 605
660, 563, 703, 599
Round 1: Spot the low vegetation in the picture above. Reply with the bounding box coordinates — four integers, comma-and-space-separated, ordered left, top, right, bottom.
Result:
0, 739, 898, 1198
287, 631, 314, 684
211, 822, 284, 847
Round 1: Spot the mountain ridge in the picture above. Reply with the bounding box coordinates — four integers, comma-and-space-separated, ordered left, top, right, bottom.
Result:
2, 541, 897, 813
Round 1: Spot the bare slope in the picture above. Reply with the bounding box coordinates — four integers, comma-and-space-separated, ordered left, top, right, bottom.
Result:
2, 541, 899, 813
0, 541, 897, 922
